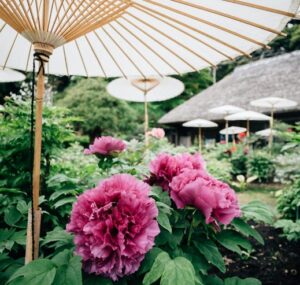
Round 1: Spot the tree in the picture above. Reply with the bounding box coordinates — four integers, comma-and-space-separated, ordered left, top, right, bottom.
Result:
56, 77, 142, 140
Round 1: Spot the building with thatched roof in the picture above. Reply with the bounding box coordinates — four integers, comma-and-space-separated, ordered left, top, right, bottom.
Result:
159, 51, 300, 145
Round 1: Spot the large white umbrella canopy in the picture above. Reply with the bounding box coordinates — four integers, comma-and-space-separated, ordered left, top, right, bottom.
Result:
0, 67, 25, 82
107, 77, 184, 102
107, 76, 184, 144
0, 1, 299, 77
220, 126, 247, 135
183, 118, 218, 150
225, 111, 271, 137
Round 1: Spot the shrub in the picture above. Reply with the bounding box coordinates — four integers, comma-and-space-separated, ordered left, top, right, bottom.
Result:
247, 152, 275, 183
230, 153, 248, 177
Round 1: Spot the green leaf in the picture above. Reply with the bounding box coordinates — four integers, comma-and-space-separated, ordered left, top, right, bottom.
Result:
205, 275, 224, 285
217, 230, 252, 255
231, 218, 264, 245
41, 228, 74, 251
143, 252, 170, 285
53, 197, 76, 209
4, 207, 22, 226
160, 257, 195, 285
52, 250, 82, 285
6, 259, 56, 285
224, 277, 261, 285
157, 212, 172, 233
83, 275, 113, 285
138, 247, 163, 275
194, 239, 225, 273
241, 201, 274, 224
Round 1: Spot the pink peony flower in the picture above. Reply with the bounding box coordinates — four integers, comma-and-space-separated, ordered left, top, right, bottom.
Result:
148, 128, 165, 139
84, 136, 126, 156
147, 153, 206, 191
169, 170, 241, 225
67, 174, 160, 281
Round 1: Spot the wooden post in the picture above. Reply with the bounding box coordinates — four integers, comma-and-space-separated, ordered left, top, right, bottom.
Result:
25, 67, 44, 263
225, 120, 229, 146
144, 92, 149, 146
198, 127, 202, 152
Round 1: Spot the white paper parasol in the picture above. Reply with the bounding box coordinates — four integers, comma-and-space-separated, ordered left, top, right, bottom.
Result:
225, 111, 271, 136
183, 118, 217, 150
0, 67, 25, 82
220, 126, 247, 135
107, 76, 184, 144
256, 128, 277, 137
251, 96, 298, 147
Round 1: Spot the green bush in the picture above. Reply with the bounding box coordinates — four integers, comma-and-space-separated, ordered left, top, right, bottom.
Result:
247, 152, 275, 183
277, 179, 300, 221
231, 153, 248, 177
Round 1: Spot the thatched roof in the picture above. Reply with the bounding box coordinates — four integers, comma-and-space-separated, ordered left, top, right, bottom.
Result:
159, 51, 300, 124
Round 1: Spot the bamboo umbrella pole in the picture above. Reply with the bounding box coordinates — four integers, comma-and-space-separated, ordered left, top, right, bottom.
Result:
225, 120, 229, 146
198, 127, 202, 151
269, 106, 274, 149
144, 92, 149, 146
247, 119, 250, 137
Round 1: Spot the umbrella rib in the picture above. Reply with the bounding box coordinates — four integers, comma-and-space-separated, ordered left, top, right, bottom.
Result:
133, 2, 234, 60
74, 40, 89, 77
101, 26, 146, 78
62, 45, 69, 76
223, 0, 296, 17
170, 0, 285, 36
7, 1, 29, 33
108, 22, 163, 77
34, 0, 42, 33
3, 33, 18, 69
126, 11, 216, 67
84, 34, 107, 78
115, 18, 181, 74
140, 0, 270, 49
19, 0, 37, 34
93, 30, 127, 78
25, 44, 33, 72
25, 0, 39, 32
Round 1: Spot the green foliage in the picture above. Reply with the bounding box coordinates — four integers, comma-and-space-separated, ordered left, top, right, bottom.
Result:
57, 78, 141, 139
277, 179, 300, 221
241, 201, 275, 224
230, 152, 248, 177
274, 219, 300, 241
247, 153, 275, 183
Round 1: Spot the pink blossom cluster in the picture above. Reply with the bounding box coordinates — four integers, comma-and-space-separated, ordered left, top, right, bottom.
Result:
147, 128, 165, 139
84, 136, 126, 156
148, 153, 240, 225
67, 174, 159, 281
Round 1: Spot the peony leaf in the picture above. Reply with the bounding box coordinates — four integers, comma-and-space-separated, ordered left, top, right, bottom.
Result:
138, 247, 163, 275
143, 252, 170, 285
6, 259, 56, 285
224, 277, 262, 285
157, 212, 172, 233
160, 257, 195, 285
194, 238, 225, 273
231, 218, 264, 245
216, 230, 252, 255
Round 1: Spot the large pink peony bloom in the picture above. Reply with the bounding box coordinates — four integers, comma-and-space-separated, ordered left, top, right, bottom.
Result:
170, 170, 241, 225
147, 153, 206, 191
148, 128, 165, 139
67, 174, 160, 281
84, 136, 126, 156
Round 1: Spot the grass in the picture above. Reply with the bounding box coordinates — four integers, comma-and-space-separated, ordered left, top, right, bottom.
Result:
236, 183, 283, 209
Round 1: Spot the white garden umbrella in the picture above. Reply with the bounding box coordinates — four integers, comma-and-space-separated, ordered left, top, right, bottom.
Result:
209, 105, 245, 145
225, 111, 271, 136
250, 97, 298, 147
256, 128, 277, 137
0, 67, 25, 82
107, 76, 184, 145
220, 126, 247, 145
183, 118, 217, 150
0, 0, 298, 262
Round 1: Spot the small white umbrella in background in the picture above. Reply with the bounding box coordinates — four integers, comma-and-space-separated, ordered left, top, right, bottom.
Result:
0, 67, 25, 83
107, 77, 184, 145
183, 118, 218, 150
225, 111, 271, 136
250, 97, 298, 147
220, 126, 247, 145
209, 105, 245, 145
256, 128, 278, 137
